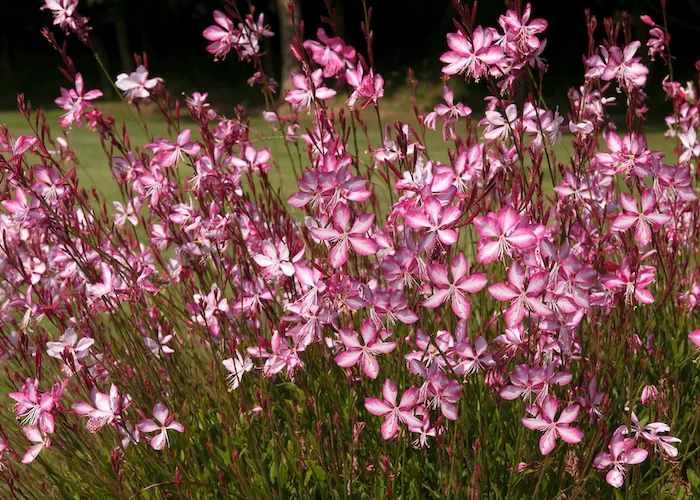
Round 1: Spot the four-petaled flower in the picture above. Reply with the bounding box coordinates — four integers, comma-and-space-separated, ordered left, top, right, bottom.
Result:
422, 252, 487, 319
365, 379, 422, 440
309, 202, 378, 268
488, 261, 553, 326
223, 351, 254, 391
346, 66, 385, 110
285, 69, 337, 112
145, 129, 200, 168
334, 319, 396, 379
611, 190, 671, 247
72, 384, 130, 433
593, 431, 648, 488
137, 403, 184, 450
473, 205, 538, 264
403, 196, 461, 252
55, 73, 103, 128
303, 28, 357, 78
115, 65, 163, 102
521, 395, 584, 455
440, 26, 504, 80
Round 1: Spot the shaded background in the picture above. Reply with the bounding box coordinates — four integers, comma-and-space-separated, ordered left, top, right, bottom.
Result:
1, 0, 699, 120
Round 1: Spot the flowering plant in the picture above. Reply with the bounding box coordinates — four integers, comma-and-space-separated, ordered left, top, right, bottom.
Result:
0, 0, 698, 497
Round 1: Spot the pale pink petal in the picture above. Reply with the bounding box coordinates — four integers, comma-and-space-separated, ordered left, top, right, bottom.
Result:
329, 241, 349, 268
539, 429, 557, 455
606, 468, 625, 488
382, 379, 398, 405
381, 415, 399, 440
557, 426, 584, 444
611, 214, 639, 232
458, 273, 488, 293
422, 289, 451, 309
150, 430, 167, 450
365, 397, 392, 416
488, 283, 519, 301
362, 355, 380, 379
335, 349, 363, 368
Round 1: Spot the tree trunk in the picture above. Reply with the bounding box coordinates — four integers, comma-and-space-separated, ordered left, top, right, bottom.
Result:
90, 35, 114, 99
277, 0, 299, 92
112, 5, 133, 72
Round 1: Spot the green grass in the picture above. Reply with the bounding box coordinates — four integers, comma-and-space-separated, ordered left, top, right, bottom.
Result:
0, 104, 680, 204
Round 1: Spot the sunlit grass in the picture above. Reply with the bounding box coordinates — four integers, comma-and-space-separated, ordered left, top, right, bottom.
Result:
1, 104, 678, 204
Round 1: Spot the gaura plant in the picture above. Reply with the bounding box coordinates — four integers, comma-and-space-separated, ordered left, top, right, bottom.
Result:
0, 0, 699, 497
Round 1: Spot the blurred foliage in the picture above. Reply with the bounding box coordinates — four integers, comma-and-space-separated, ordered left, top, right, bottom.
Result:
0, 0, 699, 116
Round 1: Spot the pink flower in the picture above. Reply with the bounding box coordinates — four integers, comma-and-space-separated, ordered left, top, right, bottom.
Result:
113, 199, 140, 227
576, 376, 606, 421
365, 379, 422, 440
144, 330, 175, 358
0, 438, 8, 470
285, 69, 336, 112
521, 395, 584, 455
641, 423, 681, 457
9, 379, 57, 434
411, 414, 437, 448
309, 202, 378, 268
46, 327, 94, 362
498, 3, 548, 56
679, 128, 700, 164
403, 196, 461, 251
646, 27, 669, 61
501, 364, 544, 402
488, 262, 553, 326
422, 252, 488, 319
222, 351, 253, 391
424, 86, 472, 141
611, 190, 670, 247
303, 28, 357, 78
87, 262, 124, 300
230, 144, 272, 174
72, 384, 129, 432
641, 385, 658, 405
334, 319, 396, 379
601, 42, 649, 91
30, 165, 67, 202
21, 426, 51, 464
253, 240, 297, 278
145, 130, 200, 168
43, 0, 79, 31
426, 373, 461, 420
454, 336, 495, 376
248, 331, 304, 378
690, 329, 700, 353
54, 73, 102, 128
473, 205, 538, 264
207, 15, 272, 61
440, 26, 504, 80
137, 403, 184, 451
115, 65, 162, 102
595, 132, 651, 177
203, 10, 237, 60
372, 290, 419, 326
346, 66, 384, 110
593, 431, 648, 488
600, 258, 656, 305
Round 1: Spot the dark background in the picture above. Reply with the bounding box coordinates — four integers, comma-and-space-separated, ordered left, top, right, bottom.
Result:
1, 0, 699, 119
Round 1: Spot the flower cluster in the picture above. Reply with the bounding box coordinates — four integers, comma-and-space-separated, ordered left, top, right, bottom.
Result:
0, 1, 696, 497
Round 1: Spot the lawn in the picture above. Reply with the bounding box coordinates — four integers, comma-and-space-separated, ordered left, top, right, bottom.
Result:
0, 103, 680, 204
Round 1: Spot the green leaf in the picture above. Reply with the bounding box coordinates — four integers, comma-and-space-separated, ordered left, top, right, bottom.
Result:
688, 468, 700, 493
